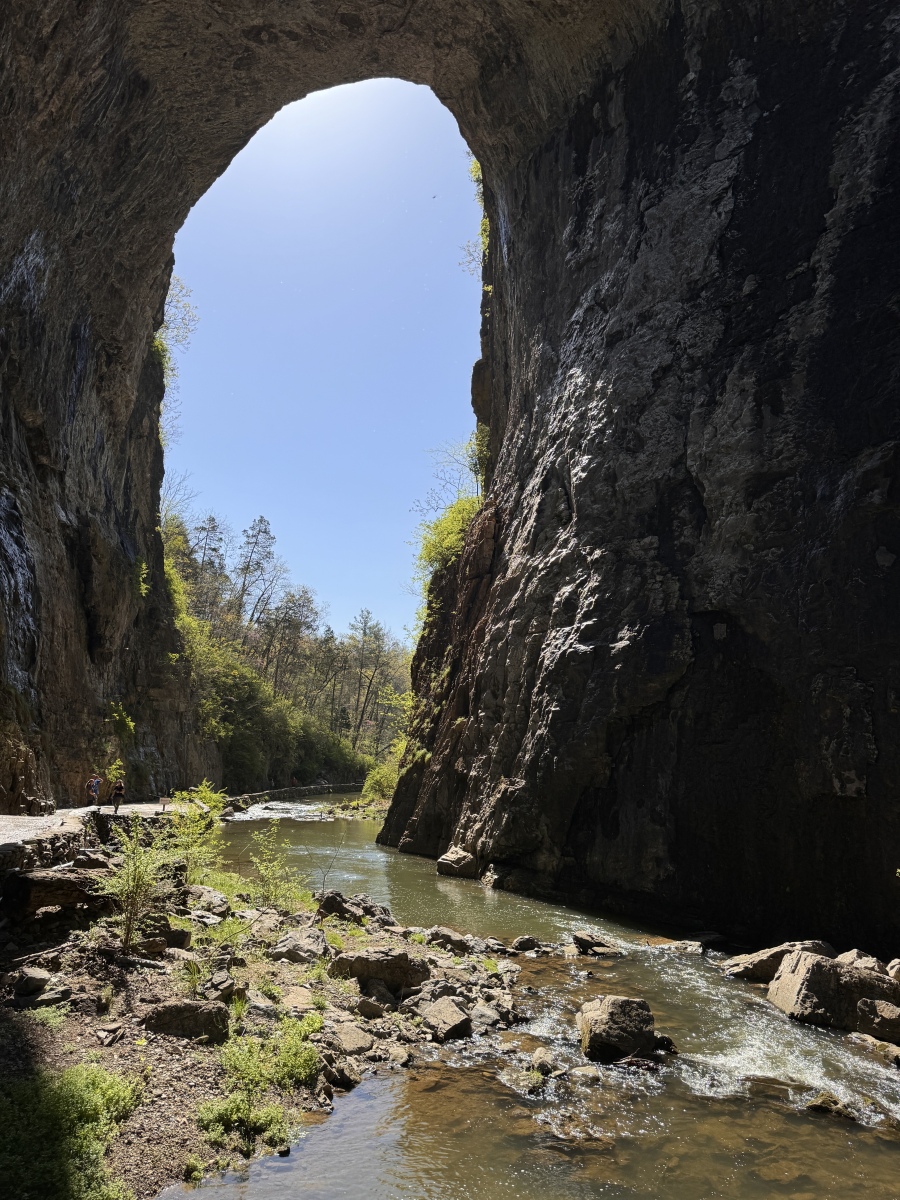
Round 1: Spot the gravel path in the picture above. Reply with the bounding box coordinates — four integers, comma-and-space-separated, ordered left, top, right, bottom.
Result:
0, 803, 170, 846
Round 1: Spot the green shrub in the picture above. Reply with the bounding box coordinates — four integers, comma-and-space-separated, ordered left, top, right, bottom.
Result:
0, 1064, 140, 1200
103, 815, 164, 952
197, 1093, 288, 1155
248, 820, 306, 909
416, 494, 481, 577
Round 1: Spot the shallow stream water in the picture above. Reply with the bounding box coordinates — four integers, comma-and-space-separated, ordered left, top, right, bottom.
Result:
161, 803, 900, 1199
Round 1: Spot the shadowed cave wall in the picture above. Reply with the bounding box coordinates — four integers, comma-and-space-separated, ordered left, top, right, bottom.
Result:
2, 1, 900, 948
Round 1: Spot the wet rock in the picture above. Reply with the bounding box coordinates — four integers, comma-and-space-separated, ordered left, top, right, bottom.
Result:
266, 928, 327, 964
144, 1000, 229, 1042
388, 1044, 412, 1066
511, 936, 538, 952
805, 1091, 856, 1120
834, 949, 887, 975
329, 947, 430, 993
185, 885, 229, 918
13, 966, 51, 995
571, 930, 621, 956
569, 1064, 601, 1083
420, 996, 471, 1042
850, 1032, 900, 1068
332, 1023, 374, 1056
577, 996, 657, 1063
470, 1003, 502, 1030
531, 1046, 556, 1075
667, 940, 706, 956
436, 846, 477, 878
856, 998, 900, 1044
722, 941, 835, 982
426, 926, 469, 955
483, 937, 506, 955
768, 950, 900, 1030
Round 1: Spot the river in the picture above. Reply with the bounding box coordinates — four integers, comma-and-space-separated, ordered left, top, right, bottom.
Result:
160, 802, 900, 1199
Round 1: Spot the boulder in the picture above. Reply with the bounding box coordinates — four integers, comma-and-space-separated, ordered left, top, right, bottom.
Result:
332, 1023, 374, 1056
435, 846, 478, 878
511, 935, 538, 952
14, 966, 51, 995
143, 1000, 229, 1041
185, 885, 230, 918
329, 947, 429, 993
420, 996, 471, 1041
426, 926, 469, 955
577, 996, 657, 1062
888, 959, 900, 981
834, 949, 887, 975
722, 940, 836, 983
316, 890, 393, 925
29, 987, 72, 1008
571, 929, 620, 956
856, 998, 900, 1044
851, 1032, 900, 1067
768, 950, 900, 1030
470, 1003, 501, 1029
531, 1046, 556, 1075
266, 929, 327, 964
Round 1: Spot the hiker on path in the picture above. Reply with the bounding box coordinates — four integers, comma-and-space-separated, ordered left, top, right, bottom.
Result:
85, 773, 101, 806
112, 778, 125, 814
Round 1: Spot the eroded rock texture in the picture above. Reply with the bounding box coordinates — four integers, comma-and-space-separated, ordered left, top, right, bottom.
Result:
2, 1, 900, 947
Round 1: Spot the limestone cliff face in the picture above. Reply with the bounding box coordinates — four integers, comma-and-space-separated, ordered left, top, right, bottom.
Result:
2, 1, 900, 947
381, 2, 900, 953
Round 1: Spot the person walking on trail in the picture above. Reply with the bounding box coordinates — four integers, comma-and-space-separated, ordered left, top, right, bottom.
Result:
111, 778, 125, 814
85, 773, 100, 806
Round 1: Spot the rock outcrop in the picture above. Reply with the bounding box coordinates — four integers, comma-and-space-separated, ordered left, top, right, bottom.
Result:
768, 949, 900, 1033
3, 2, 900, 950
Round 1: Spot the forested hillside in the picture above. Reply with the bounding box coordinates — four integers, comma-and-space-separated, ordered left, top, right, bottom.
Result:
161, 507, 409, 793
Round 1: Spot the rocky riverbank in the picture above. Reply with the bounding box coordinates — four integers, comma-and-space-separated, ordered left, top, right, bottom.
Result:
4, 805, 900, 1199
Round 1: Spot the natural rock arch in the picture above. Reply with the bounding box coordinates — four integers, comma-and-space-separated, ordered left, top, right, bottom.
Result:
3, 1, 900, 948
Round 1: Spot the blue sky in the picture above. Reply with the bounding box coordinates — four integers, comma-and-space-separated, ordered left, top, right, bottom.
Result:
167, 79, 482, 640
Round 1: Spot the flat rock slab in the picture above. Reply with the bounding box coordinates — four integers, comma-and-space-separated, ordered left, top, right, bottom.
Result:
282, 986, 316, 1012
3, 867, 107, 914
722, 941, 835, 982
332, 1023, 374, 1055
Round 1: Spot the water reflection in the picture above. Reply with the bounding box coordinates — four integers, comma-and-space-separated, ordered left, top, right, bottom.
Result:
159, 813, 900, 1200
